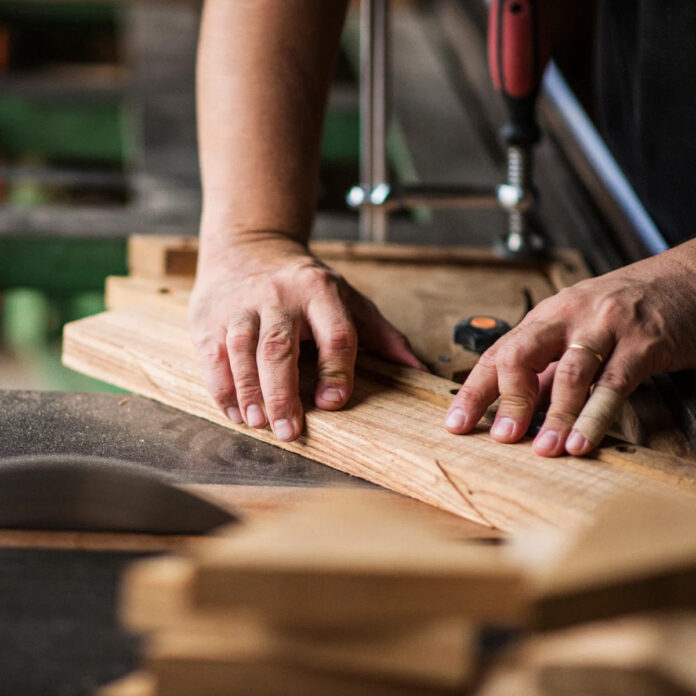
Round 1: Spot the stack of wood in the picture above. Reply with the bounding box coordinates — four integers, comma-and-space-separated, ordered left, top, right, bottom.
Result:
99, 492, 528, 696
101, 486, 696, 696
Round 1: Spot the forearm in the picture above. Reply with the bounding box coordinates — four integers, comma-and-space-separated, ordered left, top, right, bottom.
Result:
197, 0, 348, 252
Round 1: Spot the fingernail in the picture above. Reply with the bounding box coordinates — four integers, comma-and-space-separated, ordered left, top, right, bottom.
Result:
445, 408, 468, 431
226, 406, 242, 424
246, 404, 266, 428
273, 419, 295, 441
566, 430, 591, 454
320, 387, 344, 403
491, 417, 515, 439
534, 429, 559, 453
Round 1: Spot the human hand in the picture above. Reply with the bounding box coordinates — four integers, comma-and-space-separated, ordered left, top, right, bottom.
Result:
189, 232, 425, 442
445, 244, 696, 456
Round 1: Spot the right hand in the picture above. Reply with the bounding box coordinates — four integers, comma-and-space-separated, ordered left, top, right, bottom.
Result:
189, 232, 425, 442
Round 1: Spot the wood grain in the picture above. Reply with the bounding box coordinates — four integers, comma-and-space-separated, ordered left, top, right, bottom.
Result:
62, 304, 696, 535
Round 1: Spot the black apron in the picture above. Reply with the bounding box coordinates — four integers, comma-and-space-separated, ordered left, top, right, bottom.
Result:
596, 1, 696, 245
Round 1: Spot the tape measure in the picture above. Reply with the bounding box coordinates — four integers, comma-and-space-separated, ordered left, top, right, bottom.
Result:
453, 315, 511, 354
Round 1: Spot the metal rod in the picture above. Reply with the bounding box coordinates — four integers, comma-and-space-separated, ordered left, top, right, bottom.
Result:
359, 0, 389, 243
347, 182, 532, 213
542, 62, 667, 257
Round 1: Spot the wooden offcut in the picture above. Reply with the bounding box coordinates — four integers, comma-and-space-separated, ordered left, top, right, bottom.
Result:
113, 491, 488, 696
535, 488, 696, 629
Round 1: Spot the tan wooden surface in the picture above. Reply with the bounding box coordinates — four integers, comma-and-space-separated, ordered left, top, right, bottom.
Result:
120, 236, 696, 458
63, 303, 696, 535
535, 488, 696, 629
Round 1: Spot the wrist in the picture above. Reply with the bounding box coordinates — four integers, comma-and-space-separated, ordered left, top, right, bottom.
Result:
198, 223, 313, 278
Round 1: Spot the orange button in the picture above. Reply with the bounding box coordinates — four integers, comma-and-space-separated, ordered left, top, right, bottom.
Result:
469, 316, 498, 330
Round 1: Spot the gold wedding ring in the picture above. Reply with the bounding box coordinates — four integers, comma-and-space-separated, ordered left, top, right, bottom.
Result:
567, 342, 604, 364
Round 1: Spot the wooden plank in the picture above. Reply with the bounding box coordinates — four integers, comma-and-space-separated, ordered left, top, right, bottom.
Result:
62, 304, 696, 535
127, 235, 587, 290
525, 615, 696, 696
144, 623, 471, 696
121, 555, 473, 688
535, 488, 696, 629
105, 275, 192, 312
120, 492, 526, 628
128, 236, 199, 278
122, 236, 695, 455
187, 484, 503, 542
146, 643, 463, 696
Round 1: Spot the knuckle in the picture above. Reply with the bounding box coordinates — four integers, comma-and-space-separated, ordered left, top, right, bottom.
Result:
231, 373, 260, 396
599, 294, 623, 320
227, 327, 257, 354
325, 327, 357, 354
207, 382, 234, 407
499, 392, 535, 414
263, 391, 295, 413
476, 349, 498, 372
498, 344, 527, 372
555, 361, 591, 389
318, 367, 350, 385
306, 266, 338, 291
195, 338, 226, 365
262, 282, 284, 306
453, 384, 486, 406
544, 409, 578, 428
598, 370, 630, 394
259, 326, 295, 363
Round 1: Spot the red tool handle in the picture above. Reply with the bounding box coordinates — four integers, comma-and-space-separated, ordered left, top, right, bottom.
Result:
488, 0, 550, 145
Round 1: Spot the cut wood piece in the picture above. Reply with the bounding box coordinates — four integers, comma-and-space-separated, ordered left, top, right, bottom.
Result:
126, 235, 589, 287
105, 275, 191, 312
122, 493, 527, 628
62, 305, 696, 533
185, 485, 504, 542
146, 631, 465, 696
121, 558, 475, 687
128, 235, 199, 278
525, 613, 696, 696
534, 489, 696, 629
145, 618, 472, 694
120, 555, 198, 634
98, 672, 155, 696
276, 620, 473, 689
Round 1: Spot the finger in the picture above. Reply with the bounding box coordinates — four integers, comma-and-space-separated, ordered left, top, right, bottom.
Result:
490, 322, 567, 443
257, 309, 303, 441
195, 335, 241, 423
566, 348, 639, 455
533, 338, 611, 456
226, 311, 266, 428
352, 297, 427, 371
445, 348, 500, 434
307, 297, 358, 410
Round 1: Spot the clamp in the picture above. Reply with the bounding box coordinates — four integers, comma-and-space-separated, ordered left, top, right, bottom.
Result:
348, 0, 551, 258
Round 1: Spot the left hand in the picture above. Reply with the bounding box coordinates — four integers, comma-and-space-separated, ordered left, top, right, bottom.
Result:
444, 242, 696, 456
